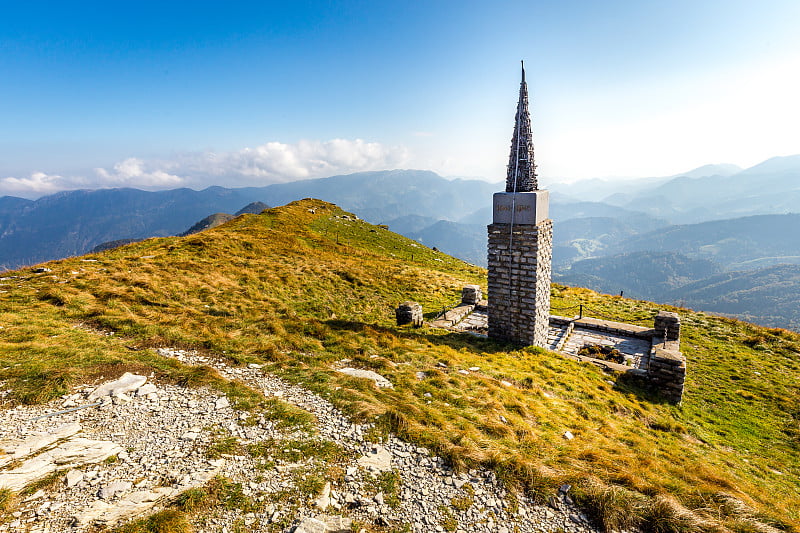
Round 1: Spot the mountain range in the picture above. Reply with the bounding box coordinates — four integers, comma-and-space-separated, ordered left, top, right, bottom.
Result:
1, 155, 799, 329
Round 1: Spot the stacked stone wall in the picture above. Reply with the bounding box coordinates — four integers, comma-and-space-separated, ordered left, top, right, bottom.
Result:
487, 220, 553, 346
648, 312, 685, 403
654, 311, 681, 342
461, 285, 482, 305
648, 344, 686, 404
395, 301, 423, 327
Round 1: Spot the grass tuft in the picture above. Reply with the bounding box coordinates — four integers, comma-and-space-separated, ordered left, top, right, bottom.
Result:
112, 509, 192, 533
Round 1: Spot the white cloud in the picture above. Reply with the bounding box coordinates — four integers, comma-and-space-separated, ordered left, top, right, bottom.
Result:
94, 158, 185, 187
167, 138, 409, 184
0, 139, 409, 198
0, 172, 72, 196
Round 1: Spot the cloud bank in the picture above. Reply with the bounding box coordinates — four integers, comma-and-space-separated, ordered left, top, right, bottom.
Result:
0, 139, 409, 198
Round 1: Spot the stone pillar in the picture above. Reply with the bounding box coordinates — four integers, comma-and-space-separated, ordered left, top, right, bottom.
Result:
395, 301, 423, 327
487, 190, 552, 346
654, 311, 680, 342
648, 346, 686, 404
461, 285, 482, 305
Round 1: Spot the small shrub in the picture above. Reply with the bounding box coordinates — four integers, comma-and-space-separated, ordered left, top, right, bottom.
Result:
573, 479, 644, 531
639, 495, 702, 533
206, 436, 241, 459
0, 488, 16, 517
113, 509, 192, 533
172, 487, 210, 512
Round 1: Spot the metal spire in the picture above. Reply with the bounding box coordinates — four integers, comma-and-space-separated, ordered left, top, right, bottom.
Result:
505, 60, 538, 192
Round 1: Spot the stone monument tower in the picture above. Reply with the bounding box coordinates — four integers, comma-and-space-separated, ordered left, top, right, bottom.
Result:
487, 62, 553, 346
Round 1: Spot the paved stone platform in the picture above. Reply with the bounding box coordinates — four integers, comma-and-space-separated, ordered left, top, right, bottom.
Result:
437, 308, 650, 369
560, 326, 651, 369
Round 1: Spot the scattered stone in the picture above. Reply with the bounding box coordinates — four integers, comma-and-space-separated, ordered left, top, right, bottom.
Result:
0, 423, 81, 467
0, 438, 123, 491
293, 516, 328, 533
0, 347, 601, 533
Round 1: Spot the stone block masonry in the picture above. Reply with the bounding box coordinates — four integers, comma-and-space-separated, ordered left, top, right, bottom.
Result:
649, 312, 685, 404
654, 310, 681, 342
487, 220, 553, 346
648, 344, 686, 404
461, 284, 482, 305
395, 301, 423, 327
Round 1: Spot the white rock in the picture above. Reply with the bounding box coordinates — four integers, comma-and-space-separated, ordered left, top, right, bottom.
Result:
0, 423, 81, 466
293, 517, 328, 533
98, 480, 132, 499
112, 393, 131, 405
314, 481, 331, 510
135, 383, 158, 396
65, 469, 84, 488
215, 397, 230, 410
563, 431, 575, 440
88, 373, 147, 400
0, 438, 122, 492
357, 445, 392, 472
337, 368, 393, 388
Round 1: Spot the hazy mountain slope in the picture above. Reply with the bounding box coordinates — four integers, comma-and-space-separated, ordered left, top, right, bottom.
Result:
666, 264, 800, 330
0, 187, 255, 269
407, 220, 486, 266
234, 201, 269, 215
382, 214, 440, 235
240, 169, 497, 223
610, 213, 800, 269
620, 155, 800, 223
0, 170, 495, 270
0, 199, 797, 531
180, 213, 236, 236
553, 214, 669, 266
555, 251, 723, 301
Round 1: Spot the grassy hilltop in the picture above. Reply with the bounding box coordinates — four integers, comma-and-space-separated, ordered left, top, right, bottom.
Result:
0, 199, 798, 532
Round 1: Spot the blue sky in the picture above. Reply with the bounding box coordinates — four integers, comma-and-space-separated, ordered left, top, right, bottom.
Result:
2, 0, 799, 197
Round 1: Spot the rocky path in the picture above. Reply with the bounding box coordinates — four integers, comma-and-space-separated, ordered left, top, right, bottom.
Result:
0, 349, 599, 533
